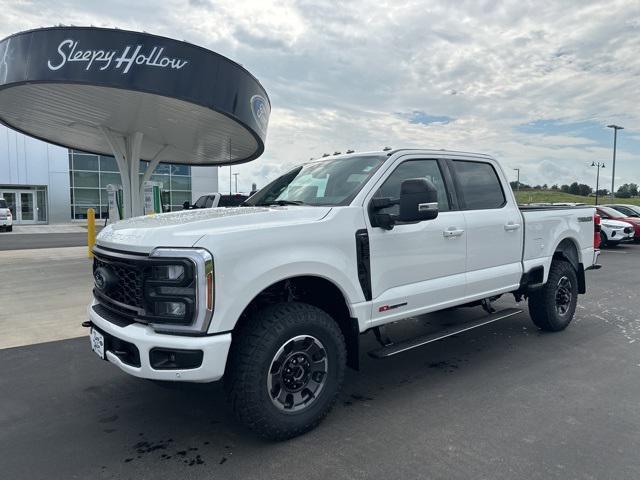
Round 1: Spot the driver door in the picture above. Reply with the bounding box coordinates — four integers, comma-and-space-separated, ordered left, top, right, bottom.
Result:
366, 157, 467, 326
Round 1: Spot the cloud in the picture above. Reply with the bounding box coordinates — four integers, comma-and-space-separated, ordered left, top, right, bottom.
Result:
400, 111, 454, 125
0, 0, 639, 192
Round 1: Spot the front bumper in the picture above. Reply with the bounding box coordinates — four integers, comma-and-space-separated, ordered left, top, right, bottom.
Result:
87, 302, 231, 382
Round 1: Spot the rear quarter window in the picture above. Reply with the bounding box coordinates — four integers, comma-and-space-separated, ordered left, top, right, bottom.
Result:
453, 160, 506, 210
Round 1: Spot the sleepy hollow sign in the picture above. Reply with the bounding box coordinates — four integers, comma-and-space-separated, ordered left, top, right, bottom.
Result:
0, 26, 271, 166
47, 39, 190, 73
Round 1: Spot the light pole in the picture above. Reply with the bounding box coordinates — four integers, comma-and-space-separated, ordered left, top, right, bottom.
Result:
607, 124, 623, 199
591, 161, 605, 205
229, 166, 232, 195
513, 168, 520, 192
233, 173, 239, 193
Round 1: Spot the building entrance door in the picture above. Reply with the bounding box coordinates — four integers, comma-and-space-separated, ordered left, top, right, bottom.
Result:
18, 191, 36, 223
0, 190, 41, 224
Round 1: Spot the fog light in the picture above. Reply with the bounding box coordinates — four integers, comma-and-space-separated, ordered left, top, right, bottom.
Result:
150, 348, 203, 370
155, 301, 186, 317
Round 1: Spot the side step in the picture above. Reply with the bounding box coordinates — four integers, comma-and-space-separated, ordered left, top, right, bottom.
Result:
368, 307, 523, 359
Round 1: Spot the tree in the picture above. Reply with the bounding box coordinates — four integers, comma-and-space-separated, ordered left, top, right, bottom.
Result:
577, 183, 592, 197
551, 184, 559, 191
560, 184, 570, 193
616, 184, 632, 198
596, 188, 609, 196
568, 182, 580, 195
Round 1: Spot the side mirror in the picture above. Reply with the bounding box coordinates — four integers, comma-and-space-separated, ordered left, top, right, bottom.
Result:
398, 178, 439, 222
182, 201, 191, 210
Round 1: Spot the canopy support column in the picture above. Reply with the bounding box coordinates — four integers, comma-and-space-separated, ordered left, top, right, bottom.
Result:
139, 144, 170, 205
100, 127, 144, 219
127, 132, 144, 217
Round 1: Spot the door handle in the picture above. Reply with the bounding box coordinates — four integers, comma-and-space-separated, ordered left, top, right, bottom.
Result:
443, 228, 465, 238
504, 222, 521, 231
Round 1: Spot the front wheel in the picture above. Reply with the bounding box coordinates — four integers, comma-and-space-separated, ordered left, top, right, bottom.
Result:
225, 302, 346, 440
528, 259, 578, 332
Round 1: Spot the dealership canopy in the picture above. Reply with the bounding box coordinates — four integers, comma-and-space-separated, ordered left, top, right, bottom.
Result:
0, 27, 271, 217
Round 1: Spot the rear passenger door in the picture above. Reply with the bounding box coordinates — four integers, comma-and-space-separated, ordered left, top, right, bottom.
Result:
450, 159, 523, 298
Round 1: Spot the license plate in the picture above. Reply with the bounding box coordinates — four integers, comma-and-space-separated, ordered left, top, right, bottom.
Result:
90, 328, 105, 360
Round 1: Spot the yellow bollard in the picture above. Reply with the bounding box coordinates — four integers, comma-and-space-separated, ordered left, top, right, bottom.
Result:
87, 208, 96, 258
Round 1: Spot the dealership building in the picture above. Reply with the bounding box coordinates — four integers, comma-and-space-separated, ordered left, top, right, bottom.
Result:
0, 125, 219, 224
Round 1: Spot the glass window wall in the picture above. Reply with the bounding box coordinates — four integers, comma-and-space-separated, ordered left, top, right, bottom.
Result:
68, 150, 192, 219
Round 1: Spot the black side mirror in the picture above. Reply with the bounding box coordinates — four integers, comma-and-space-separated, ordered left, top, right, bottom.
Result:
398, 178, 439, 222
182, 201, 191, 210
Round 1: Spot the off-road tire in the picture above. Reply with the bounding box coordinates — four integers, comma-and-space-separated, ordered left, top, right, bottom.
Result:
225, 302, 346, 440
528, 259, 578, 332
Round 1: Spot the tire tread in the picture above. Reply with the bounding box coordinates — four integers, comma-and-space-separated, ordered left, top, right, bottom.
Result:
225, 302, 346, 440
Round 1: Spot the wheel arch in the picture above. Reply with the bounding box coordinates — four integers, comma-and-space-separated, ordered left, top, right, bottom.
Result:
552, 237, 586, 294
232, 275, 360, 370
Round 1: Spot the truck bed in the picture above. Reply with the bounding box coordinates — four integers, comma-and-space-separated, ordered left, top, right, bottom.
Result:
520, 206, 597, 278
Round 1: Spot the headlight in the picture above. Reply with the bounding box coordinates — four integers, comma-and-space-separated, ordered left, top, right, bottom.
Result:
147, 248, 214, 334
152, 264, 185, 281
155, 301, 187, 317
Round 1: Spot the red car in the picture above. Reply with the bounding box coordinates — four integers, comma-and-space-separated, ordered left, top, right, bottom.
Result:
596, 206, 640, 241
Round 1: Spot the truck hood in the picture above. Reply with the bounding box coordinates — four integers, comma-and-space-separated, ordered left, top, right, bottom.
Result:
96, 206, 332, 253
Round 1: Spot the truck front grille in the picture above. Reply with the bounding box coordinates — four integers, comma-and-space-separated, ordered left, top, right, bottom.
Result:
94, 257, 145, 308
93, 249, 148, 317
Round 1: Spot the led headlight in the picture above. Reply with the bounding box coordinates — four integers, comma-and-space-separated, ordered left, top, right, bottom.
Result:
147, 248, 214, 334
155, 301, 187, 317
152, 264, 185, 280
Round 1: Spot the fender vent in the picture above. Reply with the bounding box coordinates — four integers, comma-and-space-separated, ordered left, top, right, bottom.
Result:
355, 229, 372, 301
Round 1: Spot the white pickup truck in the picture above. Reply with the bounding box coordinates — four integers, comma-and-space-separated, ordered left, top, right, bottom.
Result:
87, 149, 600, 439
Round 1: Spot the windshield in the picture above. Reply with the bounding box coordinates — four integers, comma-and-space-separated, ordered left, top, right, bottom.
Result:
610, 205, 640, 217
246, 155, 387, 207
598, 206, 624, 218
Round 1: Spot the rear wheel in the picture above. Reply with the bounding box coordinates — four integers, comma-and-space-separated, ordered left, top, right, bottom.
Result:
600, 231, 607, 247
225, 302, 346, 440
7, 225, 12, 232
528, 260, 578, 332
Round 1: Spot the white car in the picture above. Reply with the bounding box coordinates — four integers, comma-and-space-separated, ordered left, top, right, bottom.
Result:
0, 197, 13, 232
87, 148, 600, 440
600, 218, 634, 246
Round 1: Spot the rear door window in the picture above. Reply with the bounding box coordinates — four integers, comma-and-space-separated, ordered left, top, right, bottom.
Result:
452, 160, 505, 210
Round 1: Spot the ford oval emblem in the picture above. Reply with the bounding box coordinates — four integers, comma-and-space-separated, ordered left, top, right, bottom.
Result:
250, 95, 270, 134
94, 266, 117, 292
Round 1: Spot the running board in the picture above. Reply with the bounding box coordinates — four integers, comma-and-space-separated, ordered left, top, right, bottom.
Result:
368, 308, 523, 359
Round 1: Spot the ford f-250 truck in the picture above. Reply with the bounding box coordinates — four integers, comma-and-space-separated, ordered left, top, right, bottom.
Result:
86, 149, 600, 440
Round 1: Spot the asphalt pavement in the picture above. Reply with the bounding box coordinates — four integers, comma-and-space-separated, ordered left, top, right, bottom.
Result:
1, 244, 640, 479
0, 232, 89, 250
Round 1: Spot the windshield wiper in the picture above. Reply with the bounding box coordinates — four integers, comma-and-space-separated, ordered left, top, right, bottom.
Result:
260, 200, 307, 206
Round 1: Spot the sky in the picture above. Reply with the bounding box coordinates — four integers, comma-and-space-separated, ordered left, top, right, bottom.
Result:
1, 0, 639, 193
